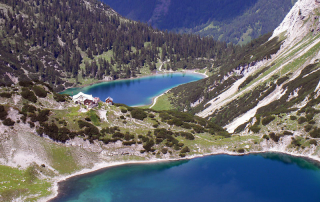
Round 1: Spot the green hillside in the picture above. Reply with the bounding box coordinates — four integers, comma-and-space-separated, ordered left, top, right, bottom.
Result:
101, 0, 295, 44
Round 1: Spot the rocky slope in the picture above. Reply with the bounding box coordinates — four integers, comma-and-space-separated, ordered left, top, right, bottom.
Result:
165, 0, 320, 169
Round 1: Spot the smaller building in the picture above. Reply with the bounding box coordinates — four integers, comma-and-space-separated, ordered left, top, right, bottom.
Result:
73, 92, 100, 108
84, 99, 94, 106
72, 92, 94, 105
105, 97, 113, 105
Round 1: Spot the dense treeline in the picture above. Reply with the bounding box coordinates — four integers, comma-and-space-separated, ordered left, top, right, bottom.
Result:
0, 0, 240, 90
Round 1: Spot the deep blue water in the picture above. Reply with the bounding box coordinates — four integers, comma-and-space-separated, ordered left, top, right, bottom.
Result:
61, 72, 205, 106
51, 153, 320, 202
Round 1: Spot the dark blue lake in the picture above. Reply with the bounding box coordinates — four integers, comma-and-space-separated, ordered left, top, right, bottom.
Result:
51, 153, 320, 202
61, 72, 205, 106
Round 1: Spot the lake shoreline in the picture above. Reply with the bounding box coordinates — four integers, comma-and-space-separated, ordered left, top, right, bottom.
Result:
43, 149, 320, 202
61, 69, 208, 94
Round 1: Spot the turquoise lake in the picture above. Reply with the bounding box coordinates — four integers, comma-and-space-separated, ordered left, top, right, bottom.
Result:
51, 153, 320, 202
61, 72, 205, 106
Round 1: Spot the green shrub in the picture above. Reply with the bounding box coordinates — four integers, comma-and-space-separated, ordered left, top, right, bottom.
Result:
179, 153, 186, 157
148, 114, 155, 118
112, 132, 124, 139
161, 148, 168, 154
3, 118, 15, 126
182, 122, 191, 129
143, 140, 155, 152
290, 116, 297, 120
282, 131, 293, 136
262, 115, 275, 125
37, 109, 50, 123
305, 125, 313, 132
234, 122, 248, 133
250, 125, 261, 133
21, 88, 37, 103
32, 86, 47, 98
121, 108, 128, 113
269, 132, 280, 142
53, 93, 68, 102
167, 118, 183, 127
309, 120, 316, 124
22, 104, 37, 114
310, 127, 320, 138
180, 146, 190, 153
131, 108, 147, 120
191, 124, 205, 133
0, 105, 8, 120
298, 117, 308, 124
19, 81, 33, 87
237, 148, 245, 153
28, 121, 35, 128
0, 92, 12, 98
180, 132, 195, 140
262, 134, 269, 140
291, 138, 301, 147
309, 139, 317, 146
123, 141, 136, 146
78, 120, 100, 138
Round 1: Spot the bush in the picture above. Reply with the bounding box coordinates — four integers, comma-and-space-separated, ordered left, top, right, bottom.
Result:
19, 81, 33, 87
21, 88, 37, 103
121, 108, 128, 113
250, 125, 261, 133
148, 114, 155, 118
0, 92, 12, 98
180, 146, 190, 153
191, 124, 205, 133
32, 86, 47, 98
310, 127, 320, 138
161, 148, 168, 154
282, 131, 293, 136
112, 132, 124, 139
269, 132, 280, 142
180, 132, 195, 140
290, 116, 297, 120
37, 109, 50, 123
309, 139, 317, 146
28, 121, 35, 128
143, 140, 155, 152
78, 120, 100, 138
3, 118, 15, 126
131, 108, 147, 120
0, 105, 8, 120
54, 93, 68, 102
123, 141, 136, 146
291, 138, 301, 147
305, 125, 313, 132
262, 134, 269, 140
298, 117, 308, 124
262, 115, 275, 125
237, 148, 245, 153
179, 153, 186, 157
22, 104, 37, 114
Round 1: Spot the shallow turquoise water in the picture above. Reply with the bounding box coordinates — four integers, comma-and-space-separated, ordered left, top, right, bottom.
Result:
51, 153, 320, 202
61, 72, 205, 106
